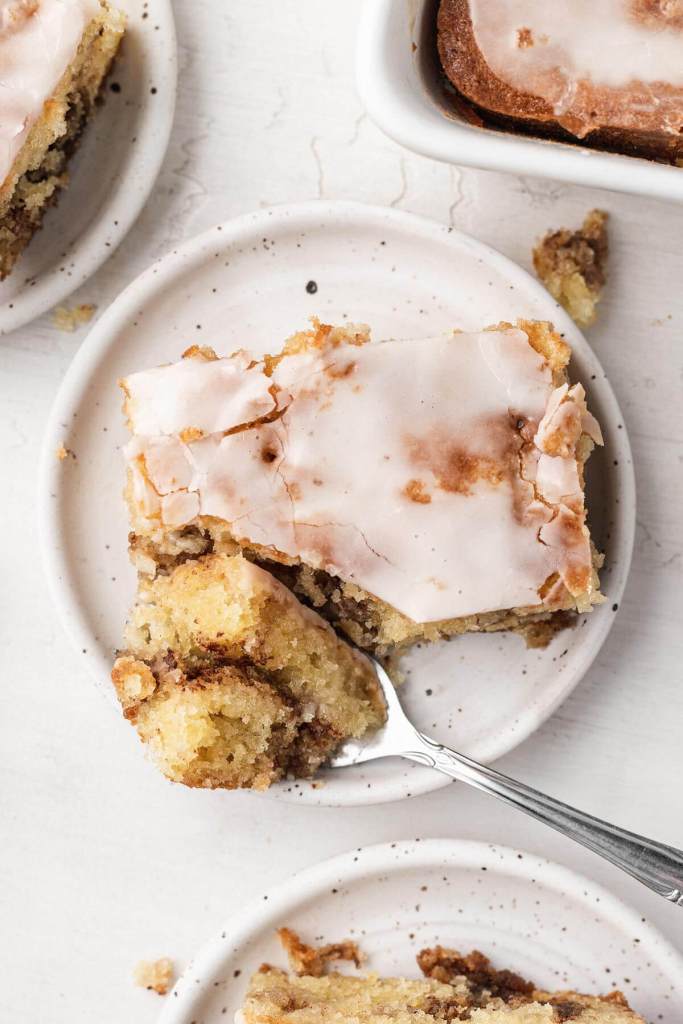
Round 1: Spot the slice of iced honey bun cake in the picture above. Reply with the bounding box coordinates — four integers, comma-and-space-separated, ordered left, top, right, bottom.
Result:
120, 319, 603, 656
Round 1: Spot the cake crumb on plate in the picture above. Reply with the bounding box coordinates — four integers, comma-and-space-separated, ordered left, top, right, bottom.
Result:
277, 927, 365, 977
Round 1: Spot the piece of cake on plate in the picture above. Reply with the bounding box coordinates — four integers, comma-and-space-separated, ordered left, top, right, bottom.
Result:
0, 0, 125, 279
240, 930, 645, 1023
113, 318, 603, 788
437, 0, 683, 163
120, 319, 603, 654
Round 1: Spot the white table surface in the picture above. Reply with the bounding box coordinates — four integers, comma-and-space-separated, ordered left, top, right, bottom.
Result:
1, 2, 682, 1020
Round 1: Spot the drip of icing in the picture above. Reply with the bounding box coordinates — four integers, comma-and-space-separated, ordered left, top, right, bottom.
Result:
121, 328, 602, 623
0, 0, 103, 187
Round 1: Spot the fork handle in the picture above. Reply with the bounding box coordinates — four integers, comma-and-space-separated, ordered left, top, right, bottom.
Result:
402, 731, 683, 905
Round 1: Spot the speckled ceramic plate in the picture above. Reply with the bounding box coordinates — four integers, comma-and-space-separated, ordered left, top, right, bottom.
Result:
159, 839, 683, 1024
39, 201, 635, 807
0, 0, 176, 336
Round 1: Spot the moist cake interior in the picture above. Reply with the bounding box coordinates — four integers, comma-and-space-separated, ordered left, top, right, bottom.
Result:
112, 553, 384, 789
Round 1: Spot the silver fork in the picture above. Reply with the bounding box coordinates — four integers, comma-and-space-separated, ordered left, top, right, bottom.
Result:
329, 658, 683, 906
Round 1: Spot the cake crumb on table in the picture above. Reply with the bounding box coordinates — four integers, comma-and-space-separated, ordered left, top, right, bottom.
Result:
533, 210, 608, 328
52, 303, 97, 333
111, 553, 385, 791
133, 957, 174, 995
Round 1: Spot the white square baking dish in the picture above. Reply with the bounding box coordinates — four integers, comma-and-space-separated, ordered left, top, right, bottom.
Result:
357, 0, 683, 203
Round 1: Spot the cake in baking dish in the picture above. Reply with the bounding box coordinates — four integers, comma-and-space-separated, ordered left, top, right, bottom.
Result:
240, 931, 645, 1024
0, 0, 125, 280
120, 319, 603, 656
437, 0, 683, 163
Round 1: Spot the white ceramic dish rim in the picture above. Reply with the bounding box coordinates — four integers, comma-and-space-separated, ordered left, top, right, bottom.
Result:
38, 200, 636, 808
356, 0, 683, 204
0, 0, 178, 336
159, 837, 683, 1024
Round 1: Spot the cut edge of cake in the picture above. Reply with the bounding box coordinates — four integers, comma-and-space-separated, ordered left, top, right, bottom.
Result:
0, 0, 126, 279
112, 552, 385, 790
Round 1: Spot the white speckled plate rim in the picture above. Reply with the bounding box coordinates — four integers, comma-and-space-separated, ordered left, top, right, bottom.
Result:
0, 0, 177, 335
38, 200, 636, 808
159, 839, 683, 1024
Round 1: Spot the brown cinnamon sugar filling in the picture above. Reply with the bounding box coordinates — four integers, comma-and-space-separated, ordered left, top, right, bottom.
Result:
418, 946, 534, 1004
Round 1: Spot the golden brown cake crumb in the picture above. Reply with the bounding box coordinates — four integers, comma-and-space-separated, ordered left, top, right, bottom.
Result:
52, 303, 96, 333
533, 210, 608, 328
278, 928, 365, 977
133, 957, 174, 996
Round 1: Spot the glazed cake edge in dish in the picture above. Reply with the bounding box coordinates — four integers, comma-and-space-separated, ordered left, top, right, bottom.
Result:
436, 0, 683, 163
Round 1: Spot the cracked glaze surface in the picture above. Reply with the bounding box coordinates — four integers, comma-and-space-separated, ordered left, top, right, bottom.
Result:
122, 325, 601, 621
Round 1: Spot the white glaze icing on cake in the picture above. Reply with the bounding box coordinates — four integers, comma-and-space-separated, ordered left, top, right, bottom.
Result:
469, 0, 683, 117
121, 348, 279, 436
120, 327, 602, 624
0, 0, 102, 186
